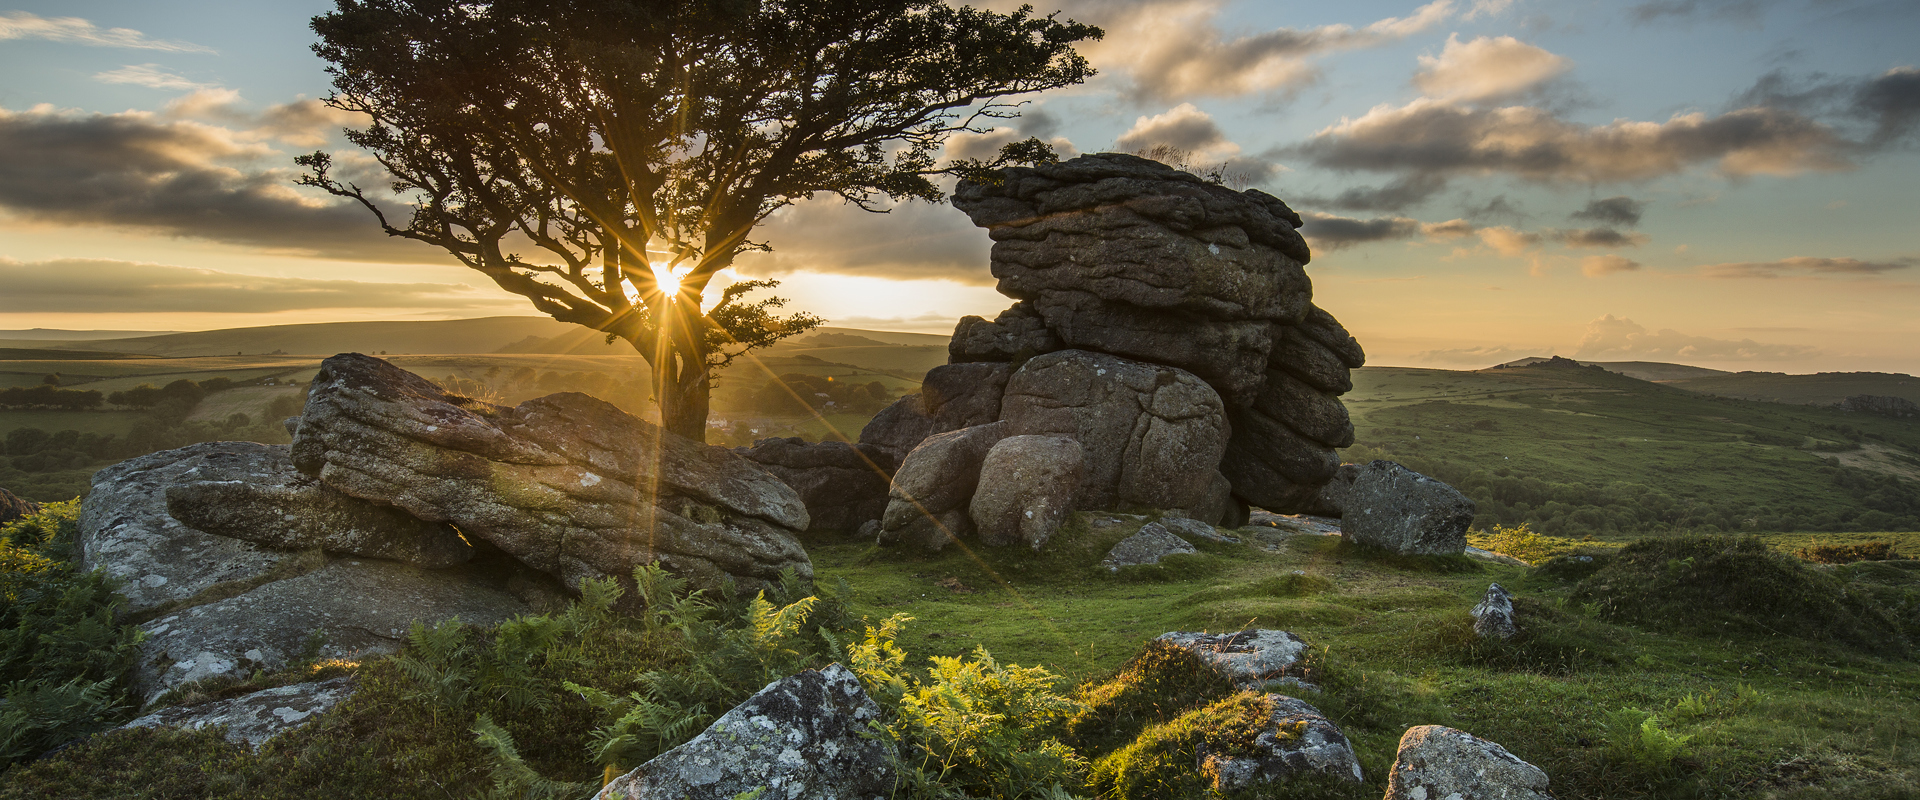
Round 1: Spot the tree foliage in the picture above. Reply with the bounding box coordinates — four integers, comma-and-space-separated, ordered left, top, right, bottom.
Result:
301, 0, 1100, 440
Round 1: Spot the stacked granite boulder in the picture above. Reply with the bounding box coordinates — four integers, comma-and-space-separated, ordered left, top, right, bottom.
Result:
860, 153, 1365, 548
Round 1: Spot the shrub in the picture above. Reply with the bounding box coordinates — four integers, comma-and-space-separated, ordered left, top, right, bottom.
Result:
1570, 535, 1911, 656
1797, 541, 1902, 564
0, 501, 143, 767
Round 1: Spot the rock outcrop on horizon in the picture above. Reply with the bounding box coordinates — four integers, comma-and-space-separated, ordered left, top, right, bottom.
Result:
860, 153, 1370, 547
291, 353, 813, 595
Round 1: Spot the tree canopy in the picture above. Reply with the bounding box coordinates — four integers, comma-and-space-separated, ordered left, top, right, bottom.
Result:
300, 0, 1101, 440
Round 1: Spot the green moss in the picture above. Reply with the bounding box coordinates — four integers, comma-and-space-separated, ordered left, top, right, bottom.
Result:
1087, 691, 1275, 800
1064, 640, 1235, 758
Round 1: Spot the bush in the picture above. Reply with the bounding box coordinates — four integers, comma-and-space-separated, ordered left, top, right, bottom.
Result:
0, 501, 143, 767
1797, 541, 1902, 564
1570, 535, 1912, 656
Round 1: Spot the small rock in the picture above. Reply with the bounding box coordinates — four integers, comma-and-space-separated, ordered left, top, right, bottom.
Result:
1385, 725, 1554, 800
597, 664, 895, 800
1317, 461, 1475, 556
1155, 630, 1312, 690
1100, 522, 1198, 571
880, 422, 1009, 549
1159, 516, 1240, 544
120, 676, 356, 748
0, 486, 40, 525
1201, 695, 1364, 790
1472, 583, 1518, 640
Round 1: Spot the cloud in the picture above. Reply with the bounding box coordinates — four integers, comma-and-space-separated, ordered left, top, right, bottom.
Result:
1299, 212, 1422, 249
1628, 0, 1771, 26
1697, 256, 1914, 278
1294, 98, 1851, 182
1850, 67, 1920, 147
736, 195, 994, 284
0, 11, 214, 53
1477, 225, 1541, 256
0, 102, 433, 261
1112, 103, 1281, 180
1553, 227, 1648, 248
1414, 35, 1571, 103
1296, 212, 1482, 249
1580, 254, 1642, 276
1064, 0, 1457, 102
1570, 196, 1646, 227
93, 64, 215, 92
1574, 314, 1817, 360
1316, 173, 1450, 212
1464, 0, 1518, 19
1736, 67, 1920, 149
1410, 344, 1540, 364
0, 258, 494, 313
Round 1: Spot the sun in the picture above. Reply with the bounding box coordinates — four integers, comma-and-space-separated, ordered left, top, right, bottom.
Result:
651, 262, 686, 298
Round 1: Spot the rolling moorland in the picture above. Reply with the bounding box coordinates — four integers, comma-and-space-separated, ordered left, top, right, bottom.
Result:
2, 319, 1918, 798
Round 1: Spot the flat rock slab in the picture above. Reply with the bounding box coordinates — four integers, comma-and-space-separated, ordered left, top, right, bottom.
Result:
121, 676, 356, 748
79, 442, 292, 616
135, 557, 525, 704
597, 663, 895, 800
1386, 725, 1554, 800
291, 353, 811, 595
1156, 630, 1311, 689
1159, 516, 1240, 544
1202, 695, 1364, 790
1101, 522, 1198, 571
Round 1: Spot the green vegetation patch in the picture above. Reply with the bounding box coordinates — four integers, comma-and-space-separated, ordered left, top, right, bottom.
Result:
1570, 535, 1912, 657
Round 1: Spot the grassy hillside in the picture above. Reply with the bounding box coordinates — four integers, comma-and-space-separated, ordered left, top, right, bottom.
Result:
1666, 371, 1920, 406
23, 316, 580, 357
1500, 357, 1732, 382
1343, 363, 1920, 537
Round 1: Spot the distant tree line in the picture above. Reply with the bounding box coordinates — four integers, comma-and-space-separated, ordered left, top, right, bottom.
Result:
731, 374, 894, 416
0, 385, 102, 411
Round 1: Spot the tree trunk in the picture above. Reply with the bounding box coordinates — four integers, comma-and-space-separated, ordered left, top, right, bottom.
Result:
651, 291, 712, 443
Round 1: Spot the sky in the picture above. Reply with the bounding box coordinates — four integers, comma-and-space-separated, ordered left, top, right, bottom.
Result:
0, 0, 1916, 373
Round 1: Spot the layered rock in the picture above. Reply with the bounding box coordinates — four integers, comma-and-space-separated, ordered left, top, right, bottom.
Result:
291, 353, 812, 594
597, 663, 895, 800
858, 362, 1013, 465
1385, 726, 1554, 800
952, 153, 1312, 406
160, 443, 472, 569
735, 437, 892, 533
883, 153, 1378, 526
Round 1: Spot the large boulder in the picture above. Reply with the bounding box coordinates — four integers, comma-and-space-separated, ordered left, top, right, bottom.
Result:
1199, 695, 1364, 790
596, 664, 895, 800
735, 438, 892, 533
879, 422, 1009, 549
291, 353, 812, 595
1316, 461, 1475, 556
120, 676, 357, 748
80, 443, 295, 616
1000, 350, 1229, 517
0, 487, 38, 525
857, 362, 1012, 464
160, 444, 473, 569
952, 153, 1313, 406
134, 557, 526, 704
969, 434, 1085, 549
1385, 726, 1554, 800
1219, 308, 1360, 514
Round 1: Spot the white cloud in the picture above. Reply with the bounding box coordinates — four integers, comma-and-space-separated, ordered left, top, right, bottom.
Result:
1574, 314, 1818, 361
93, 64, 215, 92
1414, 35, 1570, 102
1580, 254, 1642, 276
0, 11, 214, 53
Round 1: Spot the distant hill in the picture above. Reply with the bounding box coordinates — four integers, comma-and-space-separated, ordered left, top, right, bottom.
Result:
1496, 356, 1731, 382
16, 317, 582, 357
0, 329, 178, 342
1666, 371, 1920, 406
0, 348, 156, 361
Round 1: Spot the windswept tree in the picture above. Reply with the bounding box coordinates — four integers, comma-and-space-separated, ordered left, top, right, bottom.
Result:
300, 0, 1100, 441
